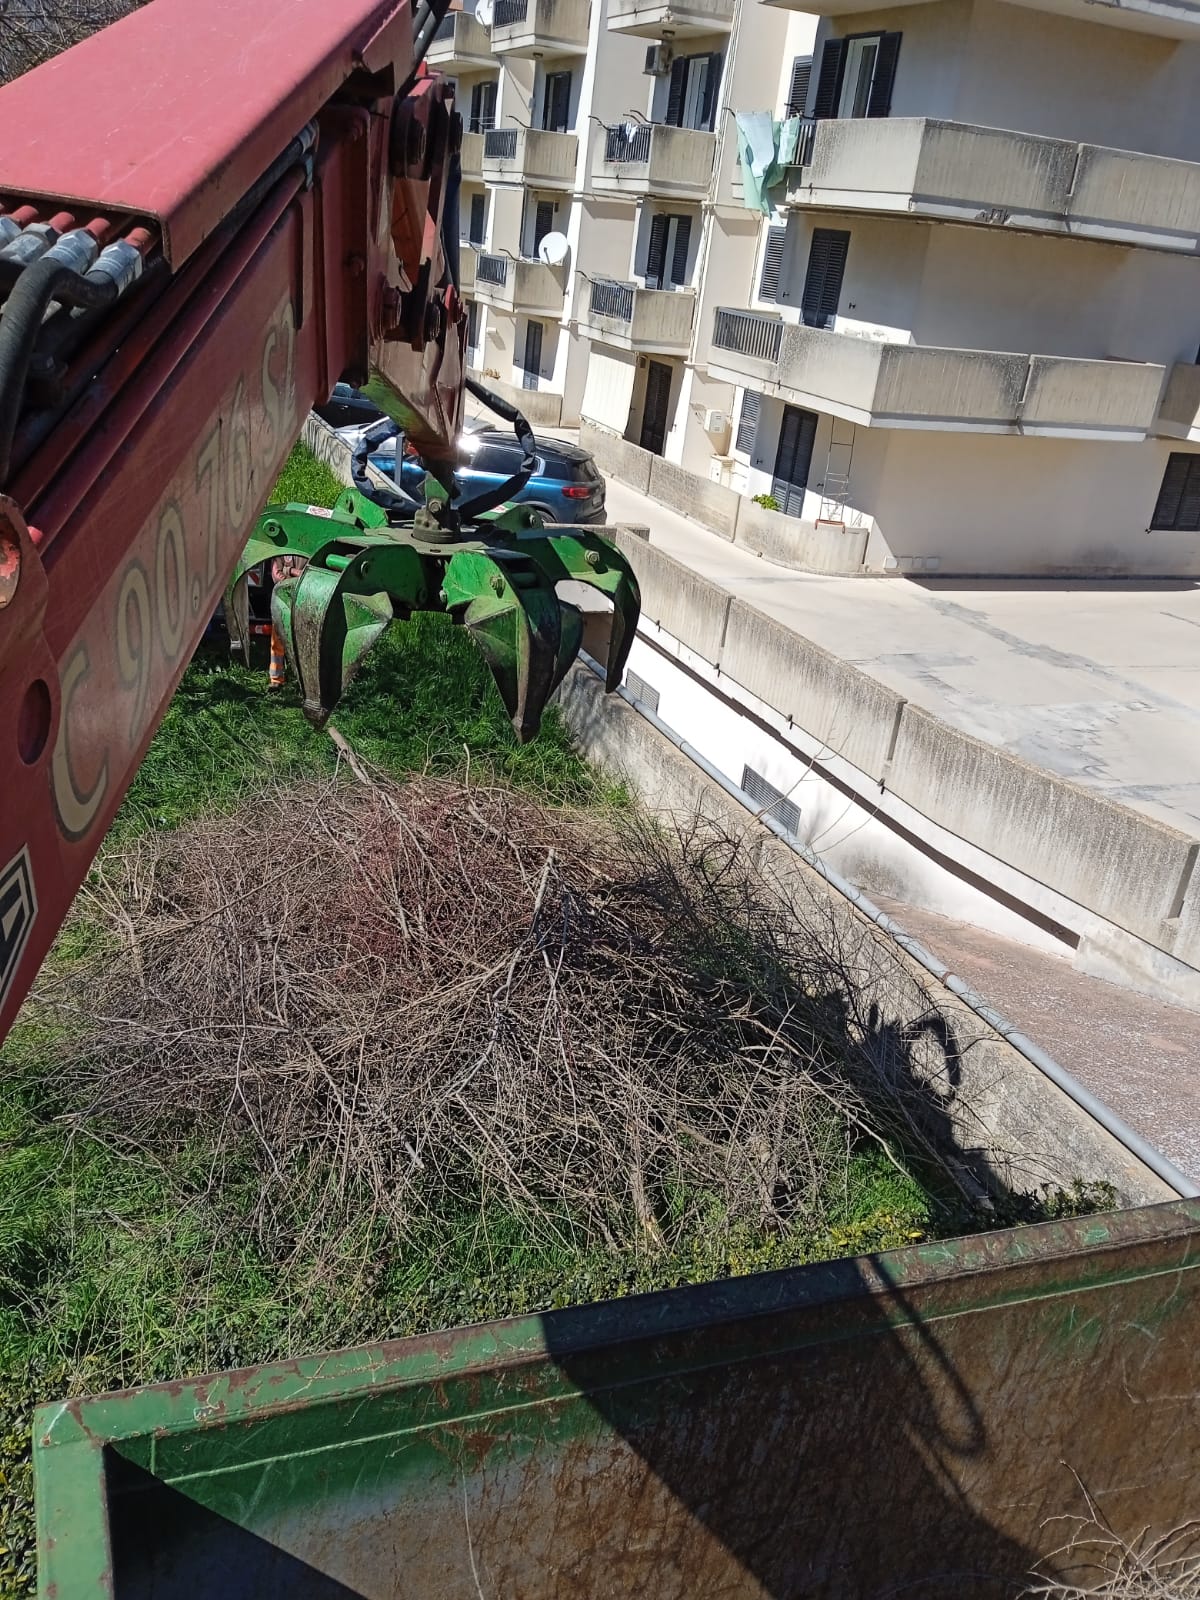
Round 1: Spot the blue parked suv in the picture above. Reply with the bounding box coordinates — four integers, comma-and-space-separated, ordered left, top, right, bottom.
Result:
368, 426, 607, 526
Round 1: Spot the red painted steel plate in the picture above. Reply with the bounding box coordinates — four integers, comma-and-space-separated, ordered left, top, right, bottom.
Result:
0, 0, 410, 265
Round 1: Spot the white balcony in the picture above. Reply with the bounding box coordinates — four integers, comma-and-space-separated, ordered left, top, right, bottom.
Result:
606, 0, 733, 37
1155, 362, 1200, 442
577, 280, 697, 353
591, 123, 715, 200
461, 130, 484, 182
481, 125, 578, 188
488, 0, 589, 55
472, 253, 566, 314
425, 10, 494, 70
784, 118, 1200, 252
707, 309, 1166, 438
761, 0, 1200, 43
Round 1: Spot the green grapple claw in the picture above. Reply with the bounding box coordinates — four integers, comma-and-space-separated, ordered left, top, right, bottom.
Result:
237, 492, 641, 743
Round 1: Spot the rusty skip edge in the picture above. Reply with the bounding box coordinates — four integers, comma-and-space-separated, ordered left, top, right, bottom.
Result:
33, 1197, 1200, 1588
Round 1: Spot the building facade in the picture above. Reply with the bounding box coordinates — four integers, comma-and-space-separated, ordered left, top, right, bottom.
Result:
444, 0, 1200, 574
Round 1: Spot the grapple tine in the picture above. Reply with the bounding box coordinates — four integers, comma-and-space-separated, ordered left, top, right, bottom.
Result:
442, 550, 565, 742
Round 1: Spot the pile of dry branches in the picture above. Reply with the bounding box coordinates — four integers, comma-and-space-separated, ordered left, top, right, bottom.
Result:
39, 772, 970, 1261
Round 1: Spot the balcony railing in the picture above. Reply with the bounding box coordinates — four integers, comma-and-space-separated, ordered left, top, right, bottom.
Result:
713, 308, 783, 363
488, 0, 589, 52
433, 12, 455, 37
484, 128, 519, 162
606, 0, 733, 35
604, 123, 652, 164
590, 278, 635, 321
581, 280, 696, 351
477, 253, 509, 286
482, 125, 578, 186
591, 122, 715, 198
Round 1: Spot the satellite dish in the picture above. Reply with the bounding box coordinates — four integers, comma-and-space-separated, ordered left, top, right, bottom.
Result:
475, 0, 494, 26
538, 231, 569, 267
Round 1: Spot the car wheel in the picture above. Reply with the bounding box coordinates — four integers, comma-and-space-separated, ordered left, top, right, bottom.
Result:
522, 503, 559, 526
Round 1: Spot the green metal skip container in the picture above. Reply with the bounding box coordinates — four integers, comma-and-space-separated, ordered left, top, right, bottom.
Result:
34, 1199, 1200, 1598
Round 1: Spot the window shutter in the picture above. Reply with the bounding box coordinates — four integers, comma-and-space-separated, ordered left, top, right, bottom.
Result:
735, 389, 760, 455
1152, 452, 1200, 532
699, 52, 723, 131
469, 82, 483, 132
811, 38, 846, 119
800, 227, 849, 327
646, 213, 669, 288
772, 405, 818, 516
665, 56, 687, 126
469, 193, 487, 245
533, 200, 554, 253
786, 55, 813, 117
670, 215, 692, 285
545, 70, 571, 132
866, 32, 901, 118
759, 225, 786, 301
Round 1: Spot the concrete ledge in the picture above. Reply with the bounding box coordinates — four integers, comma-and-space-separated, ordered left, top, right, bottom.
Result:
581, 422, 653, 495
616, 533, 730, 664
733, 498, 868, 577
720, 600, 904, 781
302, 413, 396, 497
887, 703, 1196, 951
557, 664, 1174, 1208
469, 369, 563, 428
649, 455, 739, 539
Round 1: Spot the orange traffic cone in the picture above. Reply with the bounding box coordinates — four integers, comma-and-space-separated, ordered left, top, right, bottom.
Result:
268, 625, 287, 690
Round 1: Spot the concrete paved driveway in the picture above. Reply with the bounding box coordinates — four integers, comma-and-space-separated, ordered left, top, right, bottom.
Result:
603, 477, 1200, 840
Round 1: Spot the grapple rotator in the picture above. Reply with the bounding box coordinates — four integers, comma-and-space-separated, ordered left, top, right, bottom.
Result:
224, 417, 640, 743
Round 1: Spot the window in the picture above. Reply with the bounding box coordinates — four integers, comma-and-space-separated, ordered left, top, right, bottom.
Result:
468, 193, 487, 246
811, 32, 900, 121
471, 442, 525, 474
800, 228, 849, 329
645, 212, 692, 289
665, 51, 722, 132
786, 55, 813, 117
542, 70, 571, 132
466, 300, 481, 361
468, 79, 497, 133
735, 389, 760, 456
1151, 452, 1200, 531
759, 226, 786, 302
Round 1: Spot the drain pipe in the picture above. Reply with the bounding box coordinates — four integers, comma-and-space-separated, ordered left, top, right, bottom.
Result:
582, 654, 1200, 1200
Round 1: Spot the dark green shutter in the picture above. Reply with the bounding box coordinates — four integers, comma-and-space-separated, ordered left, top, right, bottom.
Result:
811, 38, 845, 119
786, 55, 813, 116
669, 215, 692, 285
759, 226, 786, 301
800, 228, 849, 327
867, 33, 901, 118
665, 56, 686, 125
646, 213, 669, 287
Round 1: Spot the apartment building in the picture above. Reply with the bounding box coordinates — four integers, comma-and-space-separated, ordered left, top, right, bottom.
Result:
442, 0, 1200, 575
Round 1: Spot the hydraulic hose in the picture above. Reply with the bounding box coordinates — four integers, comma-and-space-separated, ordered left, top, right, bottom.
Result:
457, 377, 537, 519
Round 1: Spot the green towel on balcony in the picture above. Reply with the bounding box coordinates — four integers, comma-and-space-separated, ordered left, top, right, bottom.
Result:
736, 111, 778, 215
776, 116, 802, 169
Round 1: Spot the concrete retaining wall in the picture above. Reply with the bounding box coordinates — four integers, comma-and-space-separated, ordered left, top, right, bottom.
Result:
585, 425, 653, 495
613, 530, 730, 665
580, 421, 868, 577
721, 601, 903, 781
469, 369, 563, 428
886, 705, 1197, 955
734, 497, 870, 577
648, 456, 740, 540
609, 530, 1200, 986
557, 664, 1175, 1208
302, 413, 396, 497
